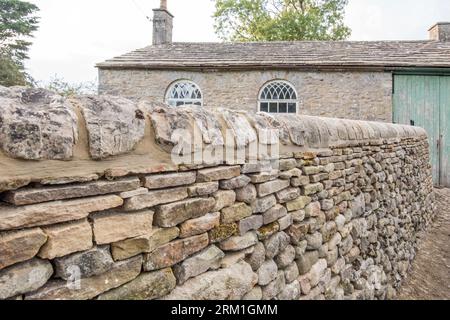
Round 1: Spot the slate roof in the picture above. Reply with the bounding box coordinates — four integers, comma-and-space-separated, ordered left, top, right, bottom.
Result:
97, 41, 450, 70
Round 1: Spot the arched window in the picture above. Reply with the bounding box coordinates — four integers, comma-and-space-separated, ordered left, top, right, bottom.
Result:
166, 80, 203, 107
258, 80, 298, 114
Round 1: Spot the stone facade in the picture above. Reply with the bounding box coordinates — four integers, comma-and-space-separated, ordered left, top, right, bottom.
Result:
98, 69, 392, 122
0, 87, 435, 300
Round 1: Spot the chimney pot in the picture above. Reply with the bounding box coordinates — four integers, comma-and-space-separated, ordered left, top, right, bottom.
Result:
429, 22, 450, 41
160, 0, 167, 10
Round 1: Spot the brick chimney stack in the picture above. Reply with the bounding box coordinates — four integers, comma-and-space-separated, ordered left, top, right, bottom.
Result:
152, 0, 173, 45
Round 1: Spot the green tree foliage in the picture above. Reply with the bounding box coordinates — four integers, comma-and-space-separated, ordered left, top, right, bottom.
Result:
0, 0, 39, 86
213, 0, 351, 42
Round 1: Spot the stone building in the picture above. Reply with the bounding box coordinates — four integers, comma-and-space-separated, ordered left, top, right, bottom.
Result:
97, 1, 450, 186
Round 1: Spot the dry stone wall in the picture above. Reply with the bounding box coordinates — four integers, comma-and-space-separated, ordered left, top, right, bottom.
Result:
0, 86, 434, 300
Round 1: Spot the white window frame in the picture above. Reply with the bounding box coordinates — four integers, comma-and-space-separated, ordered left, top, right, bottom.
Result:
165, 80, 203, 107
258, 80, 298, 114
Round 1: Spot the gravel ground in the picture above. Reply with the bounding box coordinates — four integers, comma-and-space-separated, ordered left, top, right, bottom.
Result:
397, 188, 450, 300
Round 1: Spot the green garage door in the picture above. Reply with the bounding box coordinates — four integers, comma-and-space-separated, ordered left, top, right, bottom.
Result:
393, 74, 450, 187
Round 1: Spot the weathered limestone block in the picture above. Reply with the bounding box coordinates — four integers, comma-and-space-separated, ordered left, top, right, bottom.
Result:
291, 176, 310, 187
291, 210, 306, 223
311, 173, 329, 183
309, 259, 328, 287
219, 175, 251, 190
321, 221, 337, 242
249, 171, 279, 184
92, 210, 153, 245
278, 214, 293, 231
39, 174, 100, 186
78, 95, 145, 159
242, 286, 263, 300
54, 246, 114, 280
284, 262, 300, 283
173, 245, 225, 284
38, 219, 93, 260
162, 261, 257, 300
302, 167, 322, 176
235, 184, 257, 204
286, 223, 309, 246
263, 204, 287, 225
256, 179, 290, 197
111, 227, 179, 261
197, 166, 241, 182
155, 197, 216, 227
188, 182, 219, 196
258, 259, 278, 286
350, 193, 366, 217
238, 215, 263, 236
306, 232, 323, 250
143, 172, 196, 189
245, 242, 266, 271
262, 271, 286, 300
326, 248, 339, 267
305, 201, 321, 218
209, 223, 239, 243
286, 196, 312, 212
221, 202, 252, 224
298, 274, 312, 296
179, 212, 220, 238
321, 199, 334, 211
184, 108, 224, 146
97, 268, 176, 300
145, 102, 196, 152
25, 256, 142, 300
277, 280, 301, 300
222, 110, 257, 148
241, 162, 271, 174
213, 190, 236, 211
220, 246, 254, 268
257, 222, 280, 240
143, 233, 209, 271
277, 115, 307, 146
251, 195, 277, 213
0, 258, 53, 299
123, 187, 188, 211
252, 113, 291, 145
279, 168, 303, 180
0, 87, 78, 160
2, 177, 140, 206
297, 251, 319, 275
334, 191, 351, 205
276, 187, 300, 204
276, 245, 296, 269
279, 159, 297, 171
264, 232, 289, 259
0, 228, 47, 270
0, 177, 31, 193
303, 183, 324, 196
219, 232, 258, 251
119, 187, 148, 199
0, 195, 123, 231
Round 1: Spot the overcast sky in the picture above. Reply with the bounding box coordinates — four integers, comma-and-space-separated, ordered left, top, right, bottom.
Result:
25, 0, 450, 84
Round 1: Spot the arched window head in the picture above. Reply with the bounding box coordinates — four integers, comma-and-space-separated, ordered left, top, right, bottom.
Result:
166, 80, 203, 107
258, 80, 298, 114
